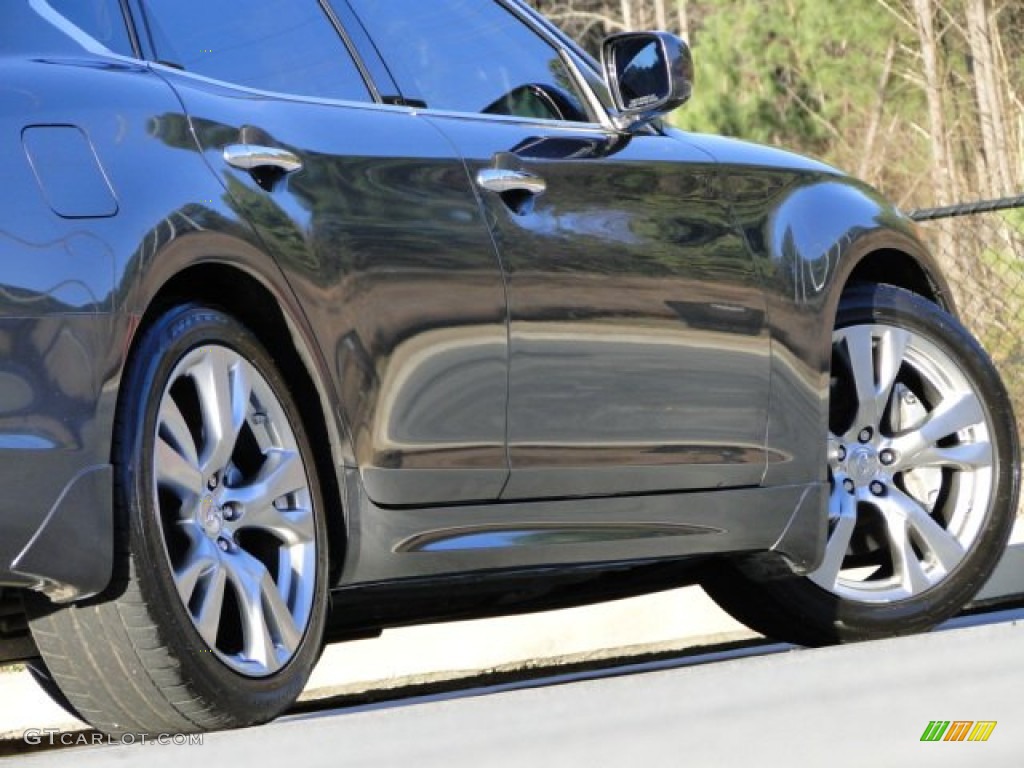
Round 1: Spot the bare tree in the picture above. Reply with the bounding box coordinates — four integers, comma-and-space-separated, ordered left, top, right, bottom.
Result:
910, 0, 955, 206
965, 0, 1014, 196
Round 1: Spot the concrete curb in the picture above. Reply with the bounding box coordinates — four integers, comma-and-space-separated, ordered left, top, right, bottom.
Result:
0, 586, 752, 740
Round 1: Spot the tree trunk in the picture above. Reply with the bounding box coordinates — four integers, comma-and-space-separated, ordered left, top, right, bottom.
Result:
858, 38, 896, 180
655, 0, 668, 31
677, 0, 689, 40
910, 0, 961, 279
965, 0, 1013, 196
620, 0, 633, 30
911, 0, 954, 207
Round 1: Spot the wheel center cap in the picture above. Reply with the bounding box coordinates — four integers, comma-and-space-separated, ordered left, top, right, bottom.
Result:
848, 446, 879, 486
200, 494, 224, 536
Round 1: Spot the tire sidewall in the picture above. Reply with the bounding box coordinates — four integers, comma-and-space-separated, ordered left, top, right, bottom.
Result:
116, 305, 328, 719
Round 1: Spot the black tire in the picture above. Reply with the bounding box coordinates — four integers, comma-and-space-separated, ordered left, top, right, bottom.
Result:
27, 306, 329, 735
703, 284, 1019, 647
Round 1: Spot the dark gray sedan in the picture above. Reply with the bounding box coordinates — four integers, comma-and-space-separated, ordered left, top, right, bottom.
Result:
0, 0, 1017, 736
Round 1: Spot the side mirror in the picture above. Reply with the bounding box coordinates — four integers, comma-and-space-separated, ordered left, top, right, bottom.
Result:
601, 32, 693, 132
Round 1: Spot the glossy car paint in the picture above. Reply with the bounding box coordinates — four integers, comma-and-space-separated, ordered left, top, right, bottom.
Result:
433, 117, 771, 499
164, 76, 513, 507
0, 0, 952, 648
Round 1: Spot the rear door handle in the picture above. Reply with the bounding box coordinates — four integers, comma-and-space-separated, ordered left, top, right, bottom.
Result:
223, 144, 303, 174
476, 168, 546, 197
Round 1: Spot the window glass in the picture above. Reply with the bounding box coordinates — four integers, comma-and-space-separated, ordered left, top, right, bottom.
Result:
45, 0, 134, 56
347, 0, 590, 122
138, 0, 370, 101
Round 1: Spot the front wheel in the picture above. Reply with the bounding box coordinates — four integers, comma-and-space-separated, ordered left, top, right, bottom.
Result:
704, 284, 1019, 646
28, 306, 329, 735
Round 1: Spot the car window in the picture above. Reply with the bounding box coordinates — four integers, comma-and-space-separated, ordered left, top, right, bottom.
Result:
136, 0, 371, 102
346, 0, 591, 122
43, 0, 135, 56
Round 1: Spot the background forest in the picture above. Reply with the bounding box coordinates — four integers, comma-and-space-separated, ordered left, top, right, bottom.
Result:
529, 0, 1022, 210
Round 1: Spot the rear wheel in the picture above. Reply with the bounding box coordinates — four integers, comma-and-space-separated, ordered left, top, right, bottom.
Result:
703, 284, 1019, 646
27, 306, 328, 734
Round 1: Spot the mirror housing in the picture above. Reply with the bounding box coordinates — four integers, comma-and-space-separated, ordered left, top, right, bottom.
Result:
601, 31, 694, 132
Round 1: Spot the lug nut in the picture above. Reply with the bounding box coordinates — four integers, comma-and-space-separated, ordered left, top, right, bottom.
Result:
858, 428, 873, 443
837, 445, 847, 462
843, 478, 855, 493
207, 473, 219, 490
217, 538, 229, 552
880, 449, 895, 466
870, 481, 885, 496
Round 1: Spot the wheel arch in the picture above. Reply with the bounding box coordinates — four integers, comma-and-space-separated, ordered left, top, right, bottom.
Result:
128, 261, 350, 585
762, 175, 957, 490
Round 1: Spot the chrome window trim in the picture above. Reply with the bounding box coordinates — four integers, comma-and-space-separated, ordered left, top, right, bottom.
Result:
340, 0, 621, 134
132, 0, 377, 105
144, 60, 406, 113
493, 0, 616, 130
30, 0, 118, 56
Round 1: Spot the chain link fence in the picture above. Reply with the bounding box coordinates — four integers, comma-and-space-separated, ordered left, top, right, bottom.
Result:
909, 196, 1024, 514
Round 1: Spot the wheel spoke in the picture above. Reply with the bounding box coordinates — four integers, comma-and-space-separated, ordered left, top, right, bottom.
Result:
877, 496, 930, 594
223, 449, 308, 518
193, 564, 227, 649
811, 483, 857, 590
891, 392, 985, 470
890, 487, 965, 572
261, 567, 302, 655
223, 549, 300, 671
877, 487, 965, 588
223, 550, 276, 670
276, 549, 294, 612
173, 532, 218, 605
237, 505, 314, 546
191, 348, 251, 475
875, 327, 910, 421
156, 436, 203, 502
844, 326, 880, 427
905, 440, 992, 471
158, 397, 199, 468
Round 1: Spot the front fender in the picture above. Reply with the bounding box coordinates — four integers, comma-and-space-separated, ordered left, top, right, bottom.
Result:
736, 173, 951, 488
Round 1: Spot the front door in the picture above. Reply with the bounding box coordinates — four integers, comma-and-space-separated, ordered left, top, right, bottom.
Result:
346, 0, 771, 499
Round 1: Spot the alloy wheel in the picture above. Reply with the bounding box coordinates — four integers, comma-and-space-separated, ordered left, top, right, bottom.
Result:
811, 323, 995, 602
153, 344, 317, 676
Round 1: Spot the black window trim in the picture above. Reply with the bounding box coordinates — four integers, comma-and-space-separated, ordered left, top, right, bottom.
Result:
115, 0, 143, 58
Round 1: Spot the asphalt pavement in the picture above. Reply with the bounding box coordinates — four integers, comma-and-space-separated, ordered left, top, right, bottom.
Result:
12, 610, 1023, 767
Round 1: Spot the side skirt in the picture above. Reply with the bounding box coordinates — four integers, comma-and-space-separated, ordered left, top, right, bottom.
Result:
327, 472, 826, 633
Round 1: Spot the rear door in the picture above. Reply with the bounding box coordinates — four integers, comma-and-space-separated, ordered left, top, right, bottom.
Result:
345, 0, 771, 499
131, 0, 511, 506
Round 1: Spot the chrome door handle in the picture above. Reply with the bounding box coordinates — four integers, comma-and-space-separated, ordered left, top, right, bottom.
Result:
223, 144, 303, 174
476, 168, 546, 196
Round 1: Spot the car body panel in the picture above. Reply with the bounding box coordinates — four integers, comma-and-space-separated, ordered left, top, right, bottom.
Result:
156, 74, 513, 507
677, 131, 954, 487
428, 115, 771, 500
0, 22, 193, 597
338, 462, 825, 585
0, 0, 947, 626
